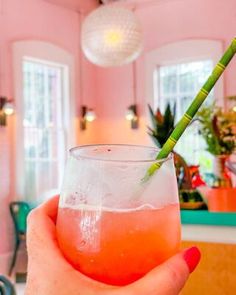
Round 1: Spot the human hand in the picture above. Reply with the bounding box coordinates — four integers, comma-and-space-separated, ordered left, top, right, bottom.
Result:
25, 196, 201, 295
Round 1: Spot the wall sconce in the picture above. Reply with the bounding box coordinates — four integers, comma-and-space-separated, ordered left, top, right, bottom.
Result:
80, 105, 96, 130
227, 96, 236, 112
126, 104, 138, 129
0, 97, 14, 126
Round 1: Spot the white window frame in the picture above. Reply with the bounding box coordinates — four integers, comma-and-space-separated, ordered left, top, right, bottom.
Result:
13, 40, 75, 199
145, 39, 224, 112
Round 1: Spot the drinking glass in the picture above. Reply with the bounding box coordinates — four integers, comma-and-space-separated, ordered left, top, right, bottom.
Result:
56, 144, 181, 286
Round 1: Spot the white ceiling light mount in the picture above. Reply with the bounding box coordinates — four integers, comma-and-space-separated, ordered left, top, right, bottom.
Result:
81, 0, 143, 67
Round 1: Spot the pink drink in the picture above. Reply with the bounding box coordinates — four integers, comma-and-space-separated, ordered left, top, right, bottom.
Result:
57, 203, 180, 286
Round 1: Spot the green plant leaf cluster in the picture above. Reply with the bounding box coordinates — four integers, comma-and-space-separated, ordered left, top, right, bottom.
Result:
147, 104, 200, 191
147, 103, 176, 147
197, 104, 236, 155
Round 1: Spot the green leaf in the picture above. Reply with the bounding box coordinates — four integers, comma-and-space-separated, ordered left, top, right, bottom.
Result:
147, 104, 158, 130
147, 103, 176, 148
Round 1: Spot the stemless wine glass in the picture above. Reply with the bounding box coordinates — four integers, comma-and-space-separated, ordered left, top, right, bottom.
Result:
56, 144, 181, 286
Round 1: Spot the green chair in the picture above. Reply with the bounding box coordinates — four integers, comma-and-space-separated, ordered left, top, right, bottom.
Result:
0, 275, 16, 295
9, 202, 31, 276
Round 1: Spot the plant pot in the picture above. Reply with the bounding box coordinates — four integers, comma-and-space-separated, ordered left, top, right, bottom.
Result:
213, 155, 232, 187
180, 201, 205, 210
205, 188, 236, 212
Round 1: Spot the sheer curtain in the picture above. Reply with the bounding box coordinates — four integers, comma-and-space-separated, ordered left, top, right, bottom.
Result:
22, 59, 68, 204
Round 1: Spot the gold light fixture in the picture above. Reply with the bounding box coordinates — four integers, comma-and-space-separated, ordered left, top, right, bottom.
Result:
80, 105, 97, 130
81, 1, 143, 67
126, 104, 138, 129
0, 97, 14, 126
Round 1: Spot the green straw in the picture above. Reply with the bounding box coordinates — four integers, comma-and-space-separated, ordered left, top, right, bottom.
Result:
143, 37, 236, 182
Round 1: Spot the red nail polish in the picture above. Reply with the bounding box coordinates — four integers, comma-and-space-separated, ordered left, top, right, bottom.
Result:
183, 246, 201, 273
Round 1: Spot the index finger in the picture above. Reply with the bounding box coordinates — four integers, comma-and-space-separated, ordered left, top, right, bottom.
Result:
37, 195, 59, 222
26, 195, 73, 270
26, 195, 60, 251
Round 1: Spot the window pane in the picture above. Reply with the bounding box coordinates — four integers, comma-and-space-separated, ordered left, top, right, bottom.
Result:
179, 95, 192, 117
156, 59, 214, 171
23, 58, 66, 201
179, 61, 212, 94
24, 161, 37, 198
179, 70, 195, 93
160, 65, 177, 94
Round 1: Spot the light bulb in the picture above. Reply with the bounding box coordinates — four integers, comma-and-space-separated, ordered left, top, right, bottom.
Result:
85, 109, 96, 122
3, 102, 14, 115
125, 109, 135, 121
233, 106, 236, 112
104, 29, 123, 47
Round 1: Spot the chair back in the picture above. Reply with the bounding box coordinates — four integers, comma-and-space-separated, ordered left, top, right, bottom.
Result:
0, 276, 16, 295
9, 202, 31, 235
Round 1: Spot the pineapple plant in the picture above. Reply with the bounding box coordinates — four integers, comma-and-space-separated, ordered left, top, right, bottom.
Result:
147, 103, 192, 190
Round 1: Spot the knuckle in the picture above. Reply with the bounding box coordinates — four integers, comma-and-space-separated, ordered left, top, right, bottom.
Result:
168, 265, 180, 282
166, 264, 182, 287
165, 262, 188, 291
27, 208, 41, 227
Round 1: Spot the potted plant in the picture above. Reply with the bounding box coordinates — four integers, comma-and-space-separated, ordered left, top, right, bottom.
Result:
197, 103, 236, 212
197, 103, 236, 187
147, 104, 205, 209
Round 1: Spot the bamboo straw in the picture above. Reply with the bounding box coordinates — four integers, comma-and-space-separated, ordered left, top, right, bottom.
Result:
143, 37, 236, 182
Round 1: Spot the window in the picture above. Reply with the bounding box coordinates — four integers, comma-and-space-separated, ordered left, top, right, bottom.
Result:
23, 58, 68, 200
145, 40, 223, 174
13, 41, 75, 203
155, 60, 213, 167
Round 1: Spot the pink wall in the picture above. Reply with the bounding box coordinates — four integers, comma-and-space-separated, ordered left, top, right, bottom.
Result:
0, 0, 96, 268
93, 0, 236, 143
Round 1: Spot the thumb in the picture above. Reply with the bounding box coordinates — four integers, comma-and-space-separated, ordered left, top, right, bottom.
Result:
125, 247, 201, 295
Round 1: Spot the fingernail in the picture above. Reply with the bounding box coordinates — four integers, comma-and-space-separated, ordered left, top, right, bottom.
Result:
183, 246, 201, 273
